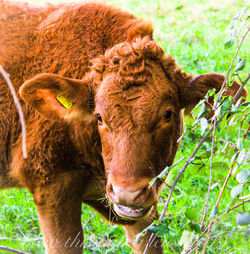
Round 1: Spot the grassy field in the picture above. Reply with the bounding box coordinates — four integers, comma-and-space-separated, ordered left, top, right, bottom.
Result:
0, 0, 249, 253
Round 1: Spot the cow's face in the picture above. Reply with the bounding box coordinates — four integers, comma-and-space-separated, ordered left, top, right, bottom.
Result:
93, 39, 182, 218
20, 37, 246, 220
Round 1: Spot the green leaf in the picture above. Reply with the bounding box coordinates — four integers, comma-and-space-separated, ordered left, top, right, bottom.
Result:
236, 212, 250, 225
175, 4, 183, 10
211, 182, 220, 190
214, 105, 221, 118
236, 139, 243, 150
240, 7, 248, 17
213, 162, 230, 171
193, 223, 202, 234
210, 206, 218, 219
239, 194, 250, 200
239, 102, 250, 108
188, 222, 202, 233
231, 151, 240, 163
229, 104, 240, 113
231, 184, 244, 199
197, 103, 210, 120
235, 10, 241, 19
237, 150, 247, 165
228, 115, 237, 126
224, 38, 234, 49
232, 164, 239, 176
236, 170, 249, 184
134, 229, 147, 243
178, 230, 195, 251
229, 19, 237, 29
200, 118, 208, 134
148, 166, 170, 188
245, 230, 250, 242
220, 96, 232, 113
185, 208, 197, 222
234, 58, 246, 72
144, 219, 169, 238
205, 88, 216, 99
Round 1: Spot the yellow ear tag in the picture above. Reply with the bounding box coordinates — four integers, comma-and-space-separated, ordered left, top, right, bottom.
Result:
56, 95, 72, 109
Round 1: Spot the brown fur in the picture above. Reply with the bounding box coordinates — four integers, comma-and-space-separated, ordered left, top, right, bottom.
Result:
0, 1, 247, 253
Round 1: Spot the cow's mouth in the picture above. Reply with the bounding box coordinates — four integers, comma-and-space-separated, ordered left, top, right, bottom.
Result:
114, 204, 151, 219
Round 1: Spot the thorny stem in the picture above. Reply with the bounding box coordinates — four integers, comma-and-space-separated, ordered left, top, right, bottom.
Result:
238, 115, 246, 140
144, 21, 249, 254
185, 199, 250, 253
215, 156, 237, 208
214, 27, 249, 110
144, 71, 249, 254
188, 229, 249, 254
201, 223, 212, 254
201, 140, 239, 251
243, 125, 249, 140
0, 246, 29, 254
143, 125, 214, 254
200, 119, 216, 229
189, 27, 249, 254
231, 73, 250, 104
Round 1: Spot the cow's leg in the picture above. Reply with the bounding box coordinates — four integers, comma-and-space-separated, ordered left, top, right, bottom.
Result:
122, 207, 163, 254
33, 172, 85, 254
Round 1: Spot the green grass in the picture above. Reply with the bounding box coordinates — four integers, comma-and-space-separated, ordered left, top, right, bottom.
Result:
0, 0, 249, 253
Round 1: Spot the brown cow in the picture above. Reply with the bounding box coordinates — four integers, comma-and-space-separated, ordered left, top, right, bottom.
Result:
0, 1, 247, 254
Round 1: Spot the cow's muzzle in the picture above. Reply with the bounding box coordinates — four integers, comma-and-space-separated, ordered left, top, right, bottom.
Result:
107, 183, 157, 219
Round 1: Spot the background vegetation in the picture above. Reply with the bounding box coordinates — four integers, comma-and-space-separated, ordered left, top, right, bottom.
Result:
0, 0, 249, 253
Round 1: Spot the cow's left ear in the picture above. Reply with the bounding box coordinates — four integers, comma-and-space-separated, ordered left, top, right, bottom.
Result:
177, 73, 248, 113
20, 73, 94, 121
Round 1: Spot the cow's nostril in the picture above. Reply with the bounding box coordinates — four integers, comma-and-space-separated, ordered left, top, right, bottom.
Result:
107, 183, 119, 203
107, 183, 114, 194
108, 184, 152, 207
134, 186, 149, 201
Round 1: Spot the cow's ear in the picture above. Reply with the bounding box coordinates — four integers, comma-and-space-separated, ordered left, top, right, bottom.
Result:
177, 73, 248, 113
20, 73, 94, 121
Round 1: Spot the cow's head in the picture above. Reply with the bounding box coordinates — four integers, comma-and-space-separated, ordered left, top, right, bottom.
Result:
20, 37, 246, 220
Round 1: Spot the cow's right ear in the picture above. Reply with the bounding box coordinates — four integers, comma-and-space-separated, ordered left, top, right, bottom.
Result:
20, 73, 94, 121
176, 72, 248, 114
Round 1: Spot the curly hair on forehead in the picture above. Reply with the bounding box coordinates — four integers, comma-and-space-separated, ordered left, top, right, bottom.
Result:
86, 36, 181, 91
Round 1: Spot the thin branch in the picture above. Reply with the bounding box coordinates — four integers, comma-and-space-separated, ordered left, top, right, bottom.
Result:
0, 246, 30, 254
226, 199, 249, 213
243, 125, 249, 140
143, 125, 214, 254
201, 223, 212, 254
215, 150, 237, 208
231, 73, 250, 104
188, 229, 249, 254
200, 156, 237, 252
200, 119, 216, 229
209, 229, 249, 240
82, 215, 95, 229
0, 66, 27, 158
187, 25, 249, 254
0, 237, 41, 242
186, 199, 249, 253
214, 27, 249, 109
144, 23, 250, 254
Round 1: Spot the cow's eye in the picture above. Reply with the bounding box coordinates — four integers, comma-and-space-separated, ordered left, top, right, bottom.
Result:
164, 111, 172, 122
97, 114, 103, 124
